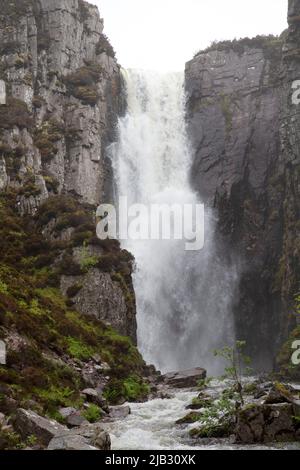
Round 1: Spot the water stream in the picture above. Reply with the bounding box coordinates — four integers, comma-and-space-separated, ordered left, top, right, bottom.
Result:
105, 383, 300, 451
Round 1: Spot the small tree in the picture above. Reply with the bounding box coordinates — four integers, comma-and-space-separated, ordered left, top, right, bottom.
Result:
214, 341, 252, 406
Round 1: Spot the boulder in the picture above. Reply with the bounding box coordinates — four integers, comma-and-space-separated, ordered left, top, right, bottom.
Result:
48, 435, 98, 451
59, 407, 77, 419
13, 409, 67, 446
66, 413, 89, 428
236, 403, 297, 444
48, 423, 111, 450
81, 388, 107, 409
163, 368, 206, 388
108, 405, 131, 420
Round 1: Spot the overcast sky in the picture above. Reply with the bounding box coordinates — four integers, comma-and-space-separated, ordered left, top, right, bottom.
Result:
91, 0, 288, 71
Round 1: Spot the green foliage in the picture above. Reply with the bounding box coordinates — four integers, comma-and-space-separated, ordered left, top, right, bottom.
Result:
214, 341, 252, 405
0, 193, 145, 424
83, 404, 102, 423
104, 375, 149, 405
66, 337, 94, 360
189, 397, 235, 439
80, 255, 98, 271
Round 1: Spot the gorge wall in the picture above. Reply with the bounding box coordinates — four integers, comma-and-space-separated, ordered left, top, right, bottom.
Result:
185, 0, 300, 372
0, 0, 136, 341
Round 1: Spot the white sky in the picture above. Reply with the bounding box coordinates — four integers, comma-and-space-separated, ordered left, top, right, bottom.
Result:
91, 0, 288, 71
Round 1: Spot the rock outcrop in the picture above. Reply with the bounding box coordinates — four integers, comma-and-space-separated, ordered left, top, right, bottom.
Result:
185, 2, 300, 371
0, 0, 122, 210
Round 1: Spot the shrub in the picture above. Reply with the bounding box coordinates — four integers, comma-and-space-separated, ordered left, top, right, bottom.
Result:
0, 97, 33, 129
37, 195, 78, 226
34, 118, 64, 161
96, 35, 115, 58
83, 404, 102, 423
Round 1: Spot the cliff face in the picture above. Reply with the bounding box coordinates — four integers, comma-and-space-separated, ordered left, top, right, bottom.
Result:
185, 2, 299, 371
0, 2, 147, 441
0, 0, 122, 210
0, 0, 136, 341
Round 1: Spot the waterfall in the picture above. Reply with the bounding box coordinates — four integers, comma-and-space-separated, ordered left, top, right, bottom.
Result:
110, 69, 236, 375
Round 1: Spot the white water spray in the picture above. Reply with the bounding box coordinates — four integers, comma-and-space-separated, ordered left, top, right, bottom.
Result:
110, 70, 236, 374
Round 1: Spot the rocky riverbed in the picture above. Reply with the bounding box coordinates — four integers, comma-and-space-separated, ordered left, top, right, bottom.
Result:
106, 376, 300, 451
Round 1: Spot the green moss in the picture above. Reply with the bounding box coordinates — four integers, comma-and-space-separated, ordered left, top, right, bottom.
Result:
66, 337, 94, 360
220, 94, 233, 134
83, 404, 102, 423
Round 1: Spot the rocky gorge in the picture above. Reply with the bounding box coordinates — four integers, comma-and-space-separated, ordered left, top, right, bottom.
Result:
0, 0, 299, 451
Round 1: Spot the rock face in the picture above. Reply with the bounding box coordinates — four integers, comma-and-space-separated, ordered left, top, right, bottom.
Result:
185, 3, 300, 369
0, 0, 122, 210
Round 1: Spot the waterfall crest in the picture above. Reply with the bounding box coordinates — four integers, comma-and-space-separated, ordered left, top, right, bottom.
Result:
110, 69, 236, 374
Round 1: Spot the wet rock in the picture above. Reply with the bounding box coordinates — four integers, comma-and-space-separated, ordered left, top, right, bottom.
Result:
13, 409, 67, 446
163, 367, 206, 388
108, 405, 131, 420
176, 411, 202, 425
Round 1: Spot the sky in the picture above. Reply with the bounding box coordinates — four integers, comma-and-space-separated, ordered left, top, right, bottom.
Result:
91, 0, 288, 71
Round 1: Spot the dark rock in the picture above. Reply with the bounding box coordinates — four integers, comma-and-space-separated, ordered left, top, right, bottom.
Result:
236, 402, 297, 444
13, 409, 67, 446
185, 2, 300, 371
163, 368, 206, 388
81, 388, 106, 408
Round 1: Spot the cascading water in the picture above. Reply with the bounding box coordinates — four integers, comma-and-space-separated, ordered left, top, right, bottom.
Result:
110, 69, 237, 375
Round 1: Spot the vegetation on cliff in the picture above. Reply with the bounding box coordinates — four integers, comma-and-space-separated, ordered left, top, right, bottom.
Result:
0, 190, 148, 448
